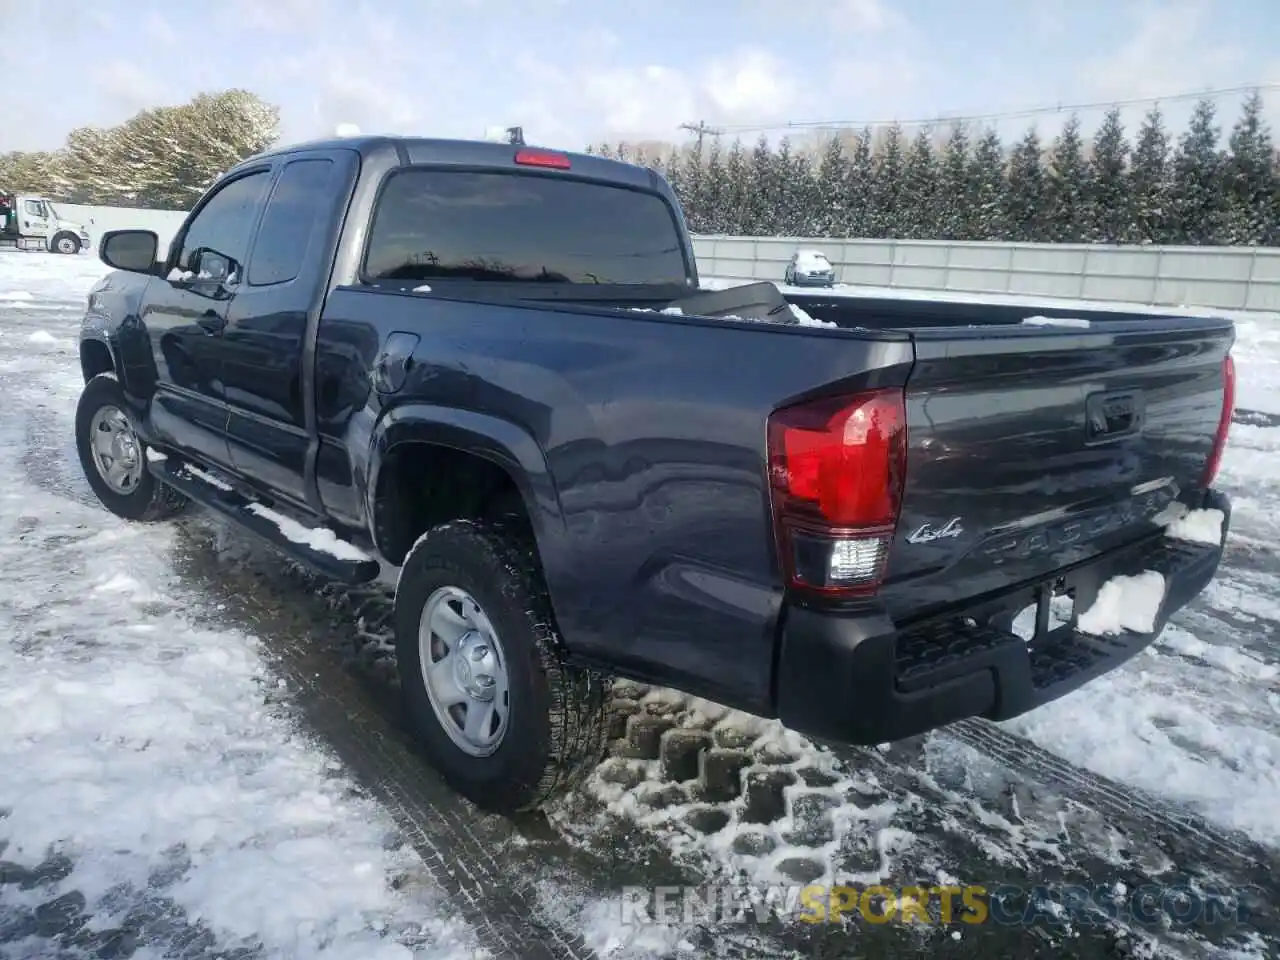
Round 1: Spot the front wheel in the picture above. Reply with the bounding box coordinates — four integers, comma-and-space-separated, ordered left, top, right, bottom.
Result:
51, 232, 81, 255
394, 519, 609, 814
75, 373, 187, 521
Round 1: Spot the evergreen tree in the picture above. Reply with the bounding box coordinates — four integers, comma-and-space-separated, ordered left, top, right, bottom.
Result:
783, 144, 821, 236
721, 139, 749, 235
1087, 108, 1130, 243
664, 147, 686, 215
845, 127, 876, 237
1170, 98, 1226, 244
1045, 113, 1088, 242
871, 124, 905, 238
63, 127, 129, 204
1128, 106, 1171, 244
814, 136, 852, 236
968, 127, 1007, 240
680, 140, 707, 232
1005, 126, 1048, 242
901, 128, 938, 238
937, 124, 973, 239
771, 137, 800, 235
0, 150, 68, 196
1223, 90, 1276, 245
743, 136, 775, 234
702, 140, 728, 234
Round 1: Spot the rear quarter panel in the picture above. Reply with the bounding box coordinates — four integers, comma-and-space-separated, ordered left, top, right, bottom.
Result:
315, 289, 911, 711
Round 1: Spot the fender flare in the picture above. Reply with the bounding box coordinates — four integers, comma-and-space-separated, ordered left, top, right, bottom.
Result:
366, 403, 571, 591
78, 334, 119, 382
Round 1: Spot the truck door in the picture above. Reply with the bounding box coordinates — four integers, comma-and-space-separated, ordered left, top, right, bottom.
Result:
143, 167, 273, 466
19, 198, 51, 243
223, 148, 356, 513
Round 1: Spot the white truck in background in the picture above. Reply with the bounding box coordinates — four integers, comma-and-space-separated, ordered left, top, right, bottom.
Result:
0, 191, 92, 254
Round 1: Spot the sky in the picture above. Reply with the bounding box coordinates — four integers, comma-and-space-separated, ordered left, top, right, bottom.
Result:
3, 0, 1279, 155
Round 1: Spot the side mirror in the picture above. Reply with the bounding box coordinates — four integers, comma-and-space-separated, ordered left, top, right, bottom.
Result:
190, 247, 240, 286
100, 229, 159, 274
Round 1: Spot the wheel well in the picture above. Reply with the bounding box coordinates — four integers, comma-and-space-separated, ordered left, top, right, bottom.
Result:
374, 442, 534, 565
80, 340, 115, 383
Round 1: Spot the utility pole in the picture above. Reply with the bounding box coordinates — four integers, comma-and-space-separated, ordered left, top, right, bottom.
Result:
679, 120, 723, 152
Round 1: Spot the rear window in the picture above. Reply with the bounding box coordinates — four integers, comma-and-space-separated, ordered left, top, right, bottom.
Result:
362, 168, 689, 286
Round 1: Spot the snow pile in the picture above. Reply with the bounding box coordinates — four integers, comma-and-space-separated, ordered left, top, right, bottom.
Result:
1159, 505, 1225, 546
181, 462, 234, 491
1076, 571, 1166, 636
0, 291, 34, 302
412, 284, 432, 293
246, 502, 373, 562
1022, 315, 1091, 328
789, 303, 836, 327
26, 330, 59, 345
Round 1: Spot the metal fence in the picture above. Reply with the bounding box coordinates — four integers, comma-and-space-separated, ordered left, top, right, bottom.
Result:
692, 235, 1280, 313
54, 203, 1280, 314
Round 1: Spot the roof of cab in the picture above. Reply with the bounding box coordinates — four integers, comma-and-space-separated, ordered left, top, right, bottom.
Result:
228, 135, 660, 192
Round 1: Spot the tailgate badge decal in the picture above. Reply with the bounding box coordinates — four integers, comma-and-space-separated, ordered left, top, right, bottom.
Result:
906, 517, 964, 544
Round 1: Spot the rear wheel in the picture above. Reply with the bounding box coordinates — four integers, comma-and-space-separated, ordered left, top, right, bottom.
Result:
75, 373, 187, 521
394, 519, 609, 813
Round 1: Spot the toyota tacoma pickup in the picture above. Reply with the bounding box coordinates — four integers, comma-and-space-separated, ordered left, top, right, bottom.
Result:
76, 136, 1235, 814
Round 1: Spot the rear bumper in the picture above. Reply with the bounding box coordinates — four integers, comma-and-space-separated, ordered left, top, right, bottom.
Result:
775, 489, 1231, 745
788, 274, 834, 287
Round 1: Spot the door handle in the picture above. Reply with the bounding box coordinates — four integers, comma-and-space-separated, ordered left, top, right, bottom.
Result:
197, 311, 226, 334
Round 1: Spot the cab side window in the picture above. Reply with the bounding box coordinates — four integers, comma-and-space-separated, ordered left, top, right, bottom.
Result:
177, 171, 270, 277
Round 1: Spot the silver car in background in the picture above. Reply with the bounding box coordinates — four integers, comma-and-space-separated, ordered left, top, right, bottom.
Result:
783, 249, 836, 287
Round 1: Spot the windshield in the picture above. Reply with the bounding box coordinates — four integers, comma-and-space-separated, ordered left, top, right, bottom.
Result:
363, 169, 691, 287
796, 251, 831, 269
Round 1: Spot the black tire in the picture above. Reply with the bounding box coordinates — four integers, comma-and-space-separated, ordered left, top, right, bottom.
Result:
51, 231, 80, 255
394, 519, 610, 814
75, 373, 188, 521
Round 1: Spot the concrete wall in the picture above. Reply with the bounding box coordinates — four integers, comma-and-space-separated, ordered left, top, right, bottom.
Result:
693, 235, 1280, 313
54, 203, 1280, 314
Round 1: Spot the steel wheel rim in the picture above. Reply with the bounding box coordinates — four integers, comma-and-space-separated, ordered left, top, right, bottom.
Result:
57, 237, 76, 254
88, 404, 144, 494
418, 585, 510, 757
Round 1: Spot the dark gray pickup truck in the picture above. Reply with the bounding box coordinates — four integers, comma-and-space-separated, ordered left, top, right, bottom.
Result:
76, 136, 1235, 814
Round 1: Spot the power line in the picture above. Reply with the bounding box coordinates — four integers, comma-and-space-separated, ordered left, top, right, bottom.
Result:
697, 80, 1280, 136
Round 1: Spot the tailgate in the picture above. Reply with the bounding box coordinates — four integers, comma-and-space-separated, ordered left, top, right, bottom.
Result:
879, 318, 1234, 620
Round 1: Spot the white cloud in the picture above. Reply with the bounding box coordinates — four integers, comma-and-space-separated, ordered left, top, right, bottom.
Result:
705, 49, 796, 119
830, 0, 901, 32
95, 60, 167, 114
1079, 1, 1241, 101
230, 0, 328, 33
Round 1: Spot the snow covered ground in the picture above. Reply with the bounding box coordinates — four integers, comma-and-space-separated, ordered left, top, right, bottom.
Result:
0, 256, 478, 959
0, 253, 1277, 959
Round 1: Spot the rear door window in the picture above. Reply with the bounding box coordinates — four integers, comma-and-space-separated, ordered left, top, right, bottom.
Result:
248, 158, 336, 286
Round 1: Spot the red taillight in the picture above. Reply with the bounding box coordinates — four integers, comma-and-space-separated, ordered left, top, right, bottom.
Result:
1201, 353, 1235, 488
766, 389, 907, 597
514, 149, 571, 170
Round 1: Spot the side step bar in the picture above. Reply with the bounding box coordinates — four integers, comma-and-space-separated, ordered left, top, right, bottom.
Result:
149, 458, 380, 585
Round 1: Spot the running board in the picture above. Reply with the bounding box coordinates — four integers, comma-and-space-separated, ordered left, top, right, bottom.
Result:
149, 458, 380, 585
